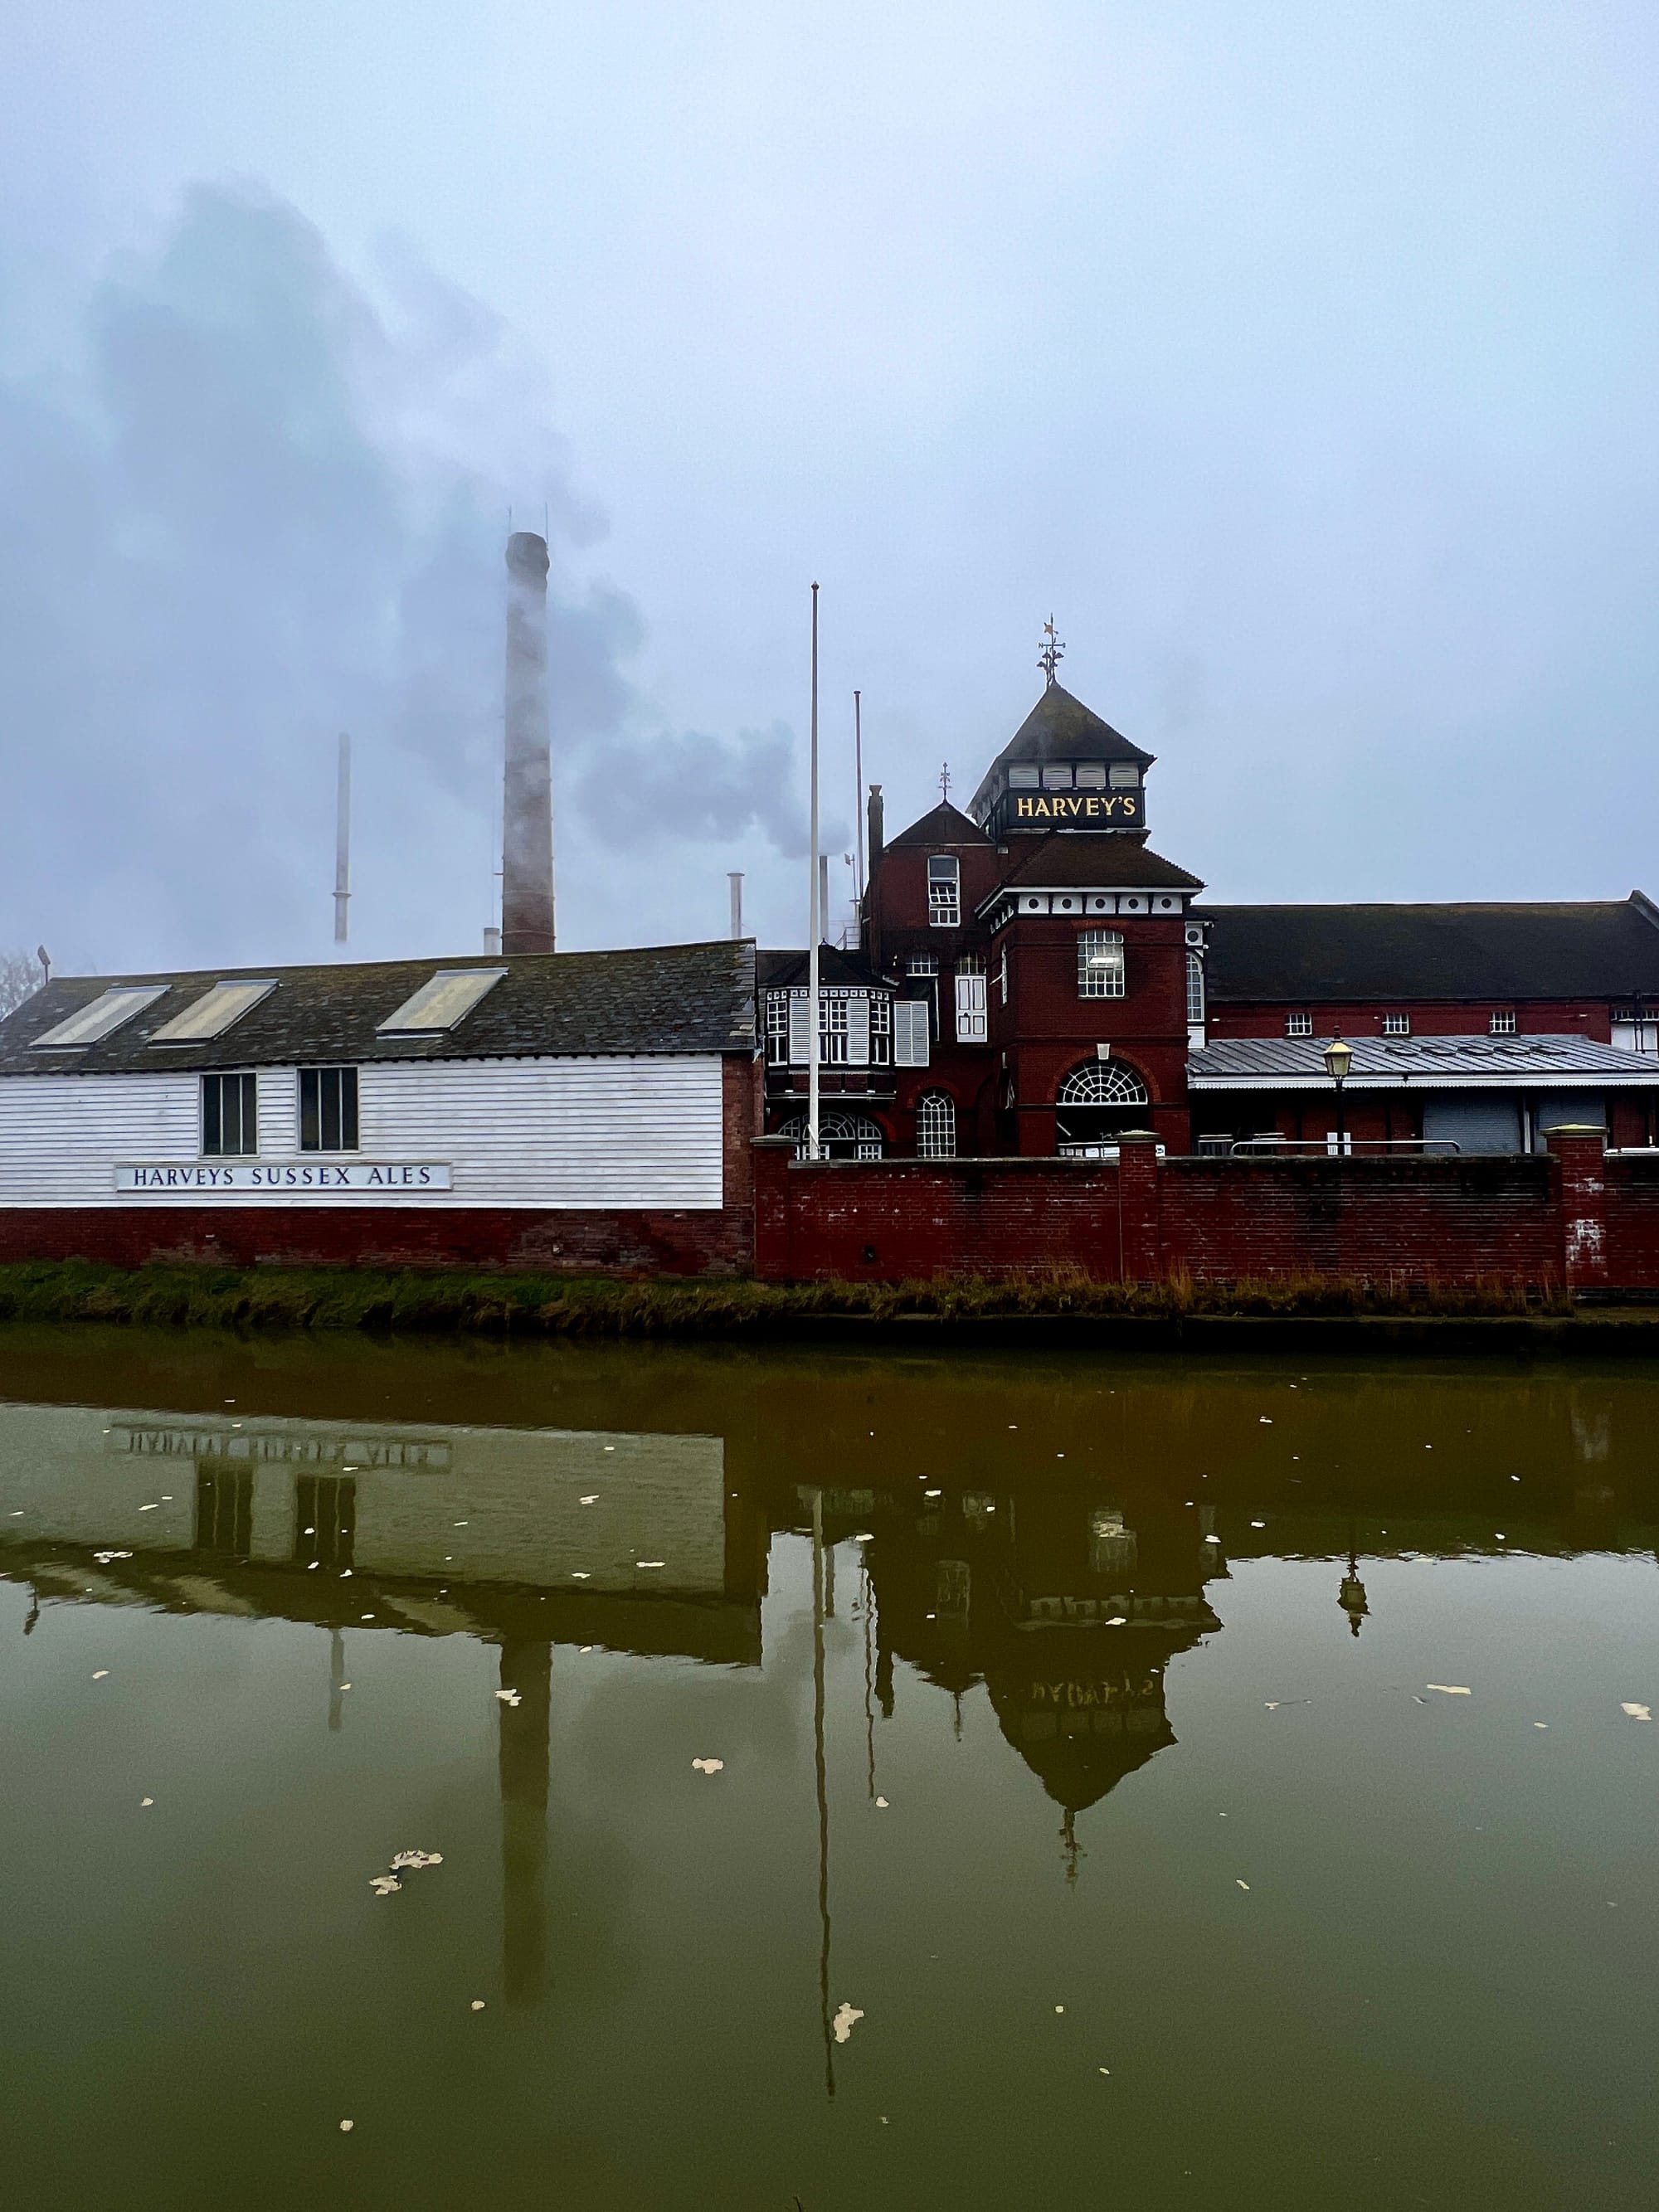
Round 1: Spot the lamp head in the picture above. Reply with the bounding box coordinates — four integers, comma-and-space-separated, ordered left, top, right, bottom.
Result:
1322, 1036, 1353, 1083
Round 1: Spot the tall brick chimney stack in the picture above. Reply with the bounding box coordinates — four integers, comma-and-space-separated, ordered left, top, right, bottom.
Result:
502, 531, 555, 955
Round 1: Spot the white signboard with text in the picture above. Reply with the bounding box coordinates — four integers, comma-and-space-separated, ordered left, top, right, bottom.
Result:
114, 1161, 453, 1194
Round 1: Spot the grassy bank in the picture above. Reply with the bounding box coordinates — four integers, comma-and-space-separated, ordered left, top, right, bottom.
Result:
0, 1258, 1584, 1339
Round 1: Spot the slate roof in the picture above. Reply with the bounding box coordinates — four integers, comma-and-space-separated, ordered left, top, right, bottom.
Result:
1200, 897, 1659, 1004
969, 683, 1154, 819
1189, 1033, 1659, 1090
757, 946, 886, 990
884, 800, 990, 848
990, 834, 1205, 895
0, 943, 757, 1077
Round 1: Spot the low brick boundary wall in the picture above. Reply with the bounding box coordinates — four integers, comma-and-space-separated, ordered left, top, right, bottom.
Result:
753, 1130, 1627, 1292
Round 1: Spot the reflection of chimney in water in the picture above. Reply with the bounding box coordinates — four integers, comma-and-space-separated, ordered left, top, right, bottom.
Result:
499, 1638, 552, 2005
503, 532, 556, 955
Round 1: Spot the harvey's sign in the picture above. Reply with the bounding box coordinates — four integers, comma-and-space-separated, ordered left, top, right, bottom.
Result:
1010, 790, 1144, 828
114, 1161, 453, 1193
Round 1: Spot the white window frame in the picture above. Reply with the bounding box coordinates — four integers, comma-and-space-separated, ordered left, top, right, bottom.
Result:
765, 991, 791, 1065
1489, 1009, 1516, 1035
1286, 1012, 1313, 1038
1077, 929, 1126, 1001
917, 1090, 957, 1159
1185, 950, 1204, 1026
1382, 1013, 1411, 1037
955, 955, 987, 1043
927, 857, 961, 928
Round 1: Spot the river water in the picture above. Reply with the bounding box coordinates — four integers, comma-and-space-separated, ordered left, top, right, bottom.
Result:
2, 1325, 1656, 2210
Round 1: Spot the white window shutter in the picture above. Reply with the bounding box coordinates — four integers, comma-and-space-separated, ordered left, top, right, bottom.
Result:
845, 994, 870, 1065
895, 1001, 931, 1067
788, 994, 812, 1065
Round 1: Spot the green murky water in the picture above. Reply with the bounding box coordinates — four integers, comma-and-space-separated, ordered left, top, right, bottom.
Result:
2, 1326, 1656, 2210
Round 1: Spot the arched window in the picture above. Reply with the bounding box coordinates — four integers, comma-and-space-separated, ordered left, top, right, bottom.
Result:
1077, 929, 1126, 999
1054, 1059, 1150, 1159
1185, 950, 1205, 1026
917, 1091, 957, 1159
776, 1111, 886, 1161
1056, 1062, 1149, 1106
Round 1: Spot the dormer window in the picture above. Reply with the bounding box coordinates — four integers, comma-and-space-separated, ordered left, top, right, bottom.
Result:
927, 856, 960, 927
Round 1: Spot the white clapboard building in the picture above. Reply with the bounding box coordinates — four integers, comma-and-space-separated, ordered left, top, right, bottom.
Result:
0, 945, 758, 1271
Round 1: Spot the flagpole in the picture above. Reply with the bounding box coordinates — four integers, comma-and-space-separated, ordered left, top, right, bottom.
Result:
808, 583, 821, 1161
853, 689, 864, 900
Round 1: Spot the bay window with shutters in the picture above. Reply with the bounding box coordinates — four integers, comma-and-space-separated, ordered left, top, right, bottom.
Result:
1077, 929, 1126, 1000
781, 988, 890, 1069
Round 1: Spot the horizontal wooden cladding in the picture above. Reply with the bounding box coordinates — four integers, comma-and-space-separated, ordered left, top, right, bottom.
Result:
0, 1057, 727, 1210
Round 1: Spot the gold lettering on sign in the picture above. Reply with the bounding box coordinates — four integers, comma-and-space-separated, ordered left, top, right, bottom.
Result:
1011, 791, 1140, 822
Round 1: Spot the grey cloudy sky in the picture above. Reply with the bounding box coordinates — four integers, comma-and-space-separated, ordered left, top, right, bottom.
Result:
2, 1, 1656, 975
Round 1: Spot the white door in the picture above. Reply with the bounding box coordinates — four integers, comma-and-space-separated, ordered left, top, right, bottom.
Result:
955, 971, 987, 1043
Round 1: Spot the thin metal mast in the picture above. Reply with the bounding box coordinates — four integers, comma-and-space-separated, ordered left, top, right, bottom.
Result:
808, 583, 821, 1160
853, 690, 864, 898
333, 733, 351, 946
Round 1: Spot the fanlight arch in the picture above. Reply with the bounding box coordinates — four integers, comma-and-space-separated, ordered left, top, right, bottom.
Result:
776, 1111, 886, 1161
1055, 1061, 1149, 1107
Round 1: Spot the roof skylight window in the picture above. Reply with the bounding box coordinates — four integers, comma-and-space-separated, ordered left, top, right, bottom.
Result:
378, 967, 507, 1034
148, 980, 277, 1044
31, 984, 168, 1049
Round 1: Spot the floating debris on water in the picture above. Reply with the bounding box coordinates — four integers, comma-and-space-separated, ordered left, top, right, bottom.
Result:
339, 2120, 353, 2133
470, 2000, 485, 2011
1427, 1685, 1472, 1696
579, 1495, 598, 1506
496, 1689, 522, 1707
93, 1550, 132, 1564
1620, 1703, 1651, 1721
369, 1874, 401, 1897
637, 1560, 665, 1569
1236, 1879, 1251, 1891
91, 1670, 109, 1680
832, 2003, 864, 2044
875, 1796, 888, 1809
691, 1757, 724, 1775
390, 1850, 443, 1870
140, 1796, 153, 1807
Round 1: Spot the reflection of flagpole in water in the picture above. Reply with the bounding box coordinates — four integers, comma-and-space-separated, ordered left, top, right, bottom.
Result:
499, 1639, 552, 2007
862, 1551, 876, 1802
328, 1627, 346, 1733
811, 1488, 834, 2098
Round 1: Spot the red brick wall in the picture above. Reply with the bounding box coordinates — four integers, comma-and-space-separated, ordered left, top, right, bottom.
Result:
752, 1137, 1598, 1289
1212, 998, 1613, 1042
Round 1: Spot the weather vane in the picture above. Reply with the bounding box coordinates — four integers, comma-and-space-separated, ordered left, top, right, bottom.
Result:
940, 761, 951, 801
1038, 615, 1065, 687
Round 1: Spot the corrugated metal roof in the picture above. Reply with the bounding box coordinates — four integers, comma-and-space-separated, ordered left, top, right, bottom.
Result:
0, 942, 757, 1077
1190, 1033, 1659, 1090
1199, 896, 1659, 1003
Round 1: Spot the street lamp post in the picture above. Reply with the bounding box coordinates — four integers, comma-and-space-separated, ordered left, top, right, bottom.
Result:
1322, 1035, 1353, 1155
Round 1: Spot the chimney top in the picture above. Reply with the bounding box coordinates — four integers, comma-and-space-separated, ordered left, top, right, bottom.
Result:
506, 532, 549, 583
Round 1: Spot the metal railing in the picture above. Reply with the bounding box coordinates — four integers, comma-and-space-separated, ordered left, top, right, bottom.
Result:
1220, 1137, 1463, 1157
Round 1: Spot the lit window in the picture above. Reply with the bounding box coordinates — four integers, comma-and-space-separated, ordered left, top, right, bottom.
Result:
1186, 950, 1205, 1026
917, 1091, 957, 1159
31, 984, 167, 1049
202, 1072, 258, 1157
299, 1067, 359, 1152
378, 967, 505, 1034
1287, 1013, 1313, 1038
927, 857, 960, 927
1077, 930, 1126, 1000
151, 980, 277, 1045
1489, 1009, 1516, 1035
1382, 1014, 1410, 1037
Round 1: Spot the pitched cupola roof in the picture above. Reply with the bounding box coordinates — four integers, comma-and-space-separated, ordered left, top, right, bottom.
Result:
993, 833, 1204, 894
885, 800, 991, 848
968, 683, 1154, 819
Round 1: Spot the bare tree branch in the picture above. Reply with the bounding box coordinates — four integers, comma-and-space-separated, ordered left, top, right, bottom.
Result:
0, 949, 46, 1018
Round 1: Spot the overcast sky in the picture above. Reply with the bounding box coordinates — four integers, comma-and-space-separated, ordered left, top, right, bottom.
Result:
2, 1, 1656, 975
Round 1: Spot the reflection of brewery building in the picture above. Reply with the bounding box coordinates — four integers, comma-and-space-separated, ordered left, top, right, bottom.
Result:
0, 1402, 767, 2005
842, 1482, 1223, 1826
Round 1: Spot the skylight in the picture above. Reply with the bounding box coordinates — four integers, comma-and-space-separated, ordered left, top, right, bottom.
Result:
377, 968, 507, 1034
147, 980, 278, 1044
31, 984, 168, 1049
